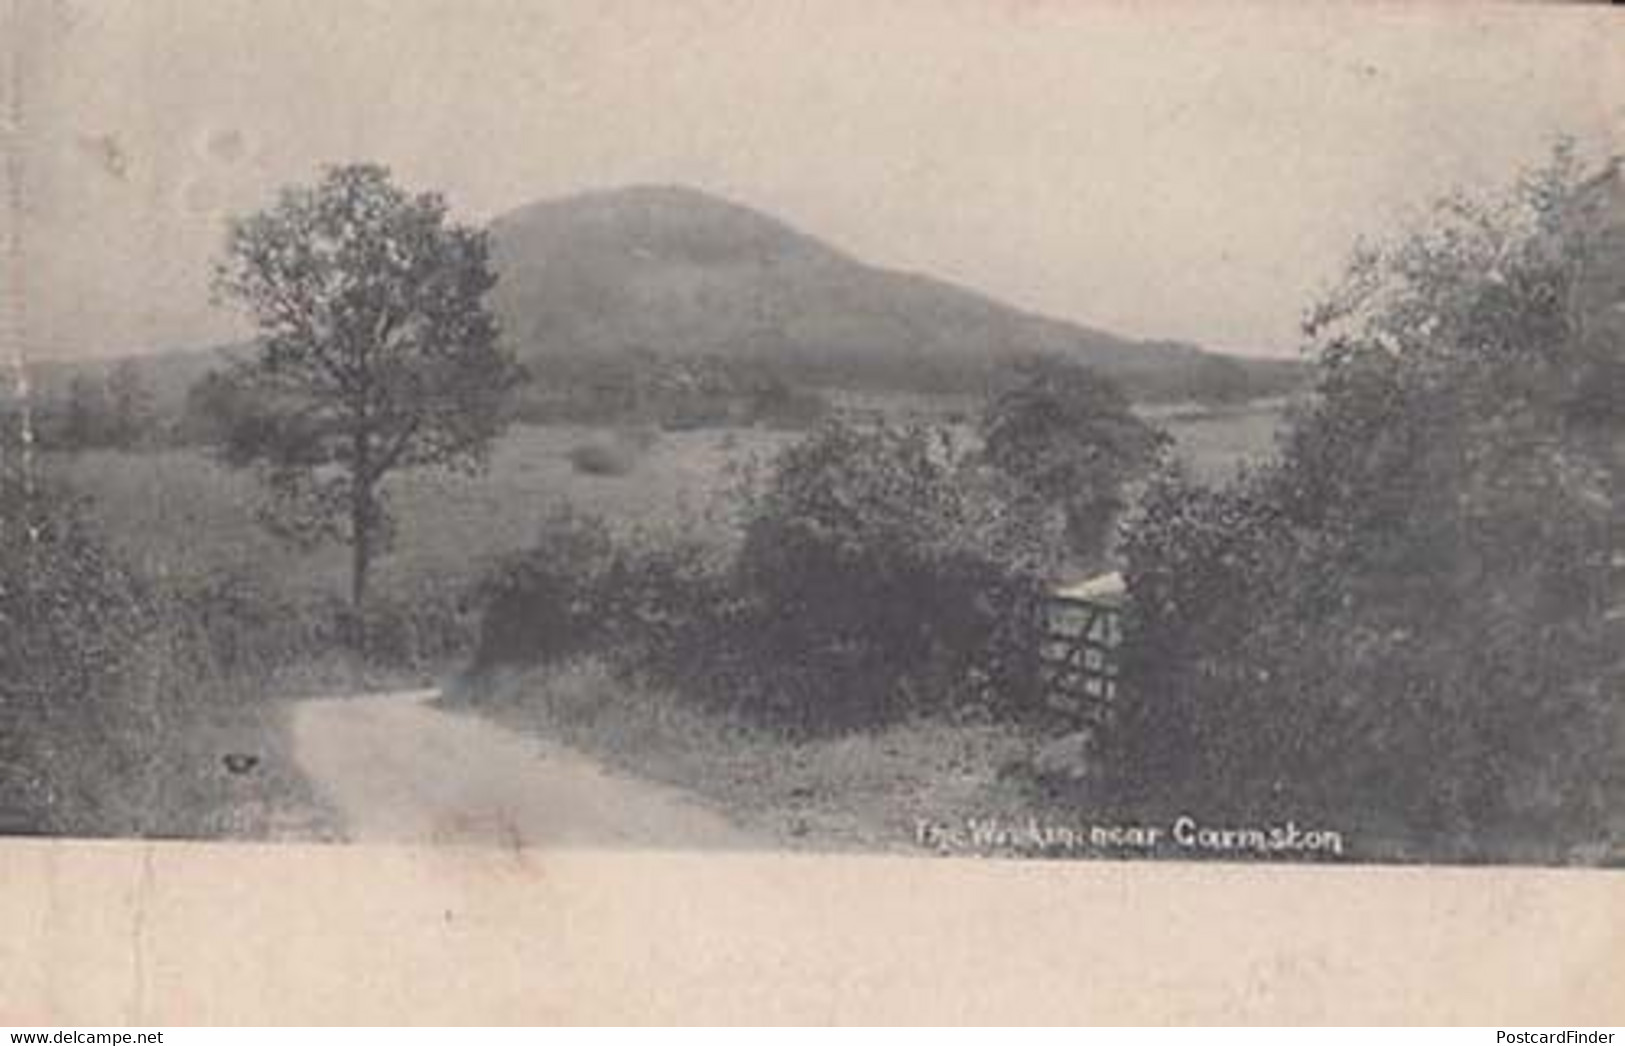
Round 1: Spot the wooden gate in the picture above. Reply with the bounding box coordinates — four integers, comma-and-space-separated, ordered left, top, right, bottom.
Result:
1041, 572, 1124, 723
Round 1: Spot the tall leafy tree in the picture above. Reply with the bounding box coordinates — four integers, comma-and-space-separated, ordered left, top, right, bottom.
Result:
213, 164, 522, 610
62, 374, 112, 449
1113, 148, 1623, 858
980, 354, 1167, 562
107, 360, 156, 448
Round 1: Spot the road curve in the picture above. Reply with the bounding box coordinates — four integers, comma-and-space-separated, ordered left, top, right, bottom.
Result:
290, 690, 753, 848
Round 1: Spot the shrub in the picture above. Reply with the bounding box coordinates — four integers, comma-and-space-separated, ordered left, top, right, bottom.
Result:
748, 380, 829, 430
729, 419, 1060, 733
981, 354, 1167, 564
0, 476, 151, 834
660, 395, 734, 431
1115, 441, 1616, 858
567, 438, 638, 477
471, 418, 1065, 736
162, 568, 334, 678
472, 506, 730, 671
473, 507, 617, 667
1106, 153, 1623, 860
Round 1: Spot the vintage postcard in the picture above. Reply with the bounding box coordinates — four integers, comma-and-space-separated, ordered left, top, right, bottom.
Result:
2, 0, 1623, 1024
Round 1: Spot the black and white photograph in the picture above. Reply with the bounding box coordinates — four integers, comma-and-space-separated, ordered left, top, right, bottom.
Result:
4, 0, 1624, 872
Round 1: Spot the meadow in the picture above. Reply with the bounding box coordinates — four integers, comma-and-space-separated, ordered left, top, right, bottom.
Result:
58, 402, 1286, 623
1141, 397, 1290, 485
62, 426, 790, 602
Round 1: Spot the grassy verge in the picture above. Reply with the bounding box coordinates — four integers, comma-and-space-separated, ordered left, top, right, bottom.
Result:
451, 658, 1042, 853
135, 653, 451, 842
141, 696, 343, 841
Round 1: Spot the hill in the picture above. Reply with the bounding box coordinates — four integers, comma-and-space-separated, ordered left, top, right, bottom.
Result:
488, 185, 1300, 400
10, 185, 1304, 422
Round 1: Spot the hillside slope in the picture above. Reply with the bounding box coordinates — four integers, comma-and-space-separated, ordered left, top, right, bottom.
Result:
488, 185, 1285, 397
20, 185, 1303, 408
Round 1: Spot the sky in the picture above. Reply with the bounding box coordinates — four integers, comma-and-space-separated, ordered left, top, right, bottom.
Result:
9, 0, 1623, 362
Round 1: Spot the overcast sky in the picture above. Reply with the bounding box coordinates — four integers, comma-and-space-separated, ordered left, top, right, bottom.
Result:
11, 0, 1623, 362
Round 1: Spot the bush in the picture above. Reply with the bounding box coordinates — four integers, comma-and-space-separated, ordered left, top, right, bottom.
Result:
473, 507, 616, 667
1114, 440, 1616, 858
1106, 154, 1624, 860
728, 419, 1059, 733
0, 477, 152, 834
472, 506, 730, 673
981, 354, 1166, 564
660, 395, 734, 431
567, 438, 638, 477
471, 418, 1065, 736
747, 381, 829, 430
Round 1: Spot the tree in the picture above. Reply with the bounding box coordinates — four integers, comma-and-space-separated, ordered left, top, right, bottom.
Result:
733, 418, 1062, 731
212, 164, 522, 611
179, 369, 249, 447
106, 360, 156, 448
1110, 148, 1623, 859
61, 374, 112, 449
1186, 354, 1254, 406
980, 354, 1167, 563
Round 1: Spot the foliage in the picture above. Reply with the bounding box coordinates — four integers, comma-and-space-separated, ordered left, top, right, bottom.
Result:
981, 354, 1168, 562
1185, 354, 1257, 406
0, 460, 416, 837
567, 438, 639, 477
179, 368, 258, 449
742, 372, 830, 429
106, 361, 158, 447
211, 163, 523, 608
0, 473, 150, 834
472, 417, 1066, 735
1110, 149, 1623, 859
472, 506, 729, 672
731, 418, 1060, 731
21, 361, 164, 452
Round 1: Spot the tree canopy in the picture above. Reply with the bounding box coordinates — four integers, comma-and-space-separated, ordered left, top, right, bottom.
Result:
1111, 148, 1623, 859
980, 354, 1167, 563
212, 164, 522, 609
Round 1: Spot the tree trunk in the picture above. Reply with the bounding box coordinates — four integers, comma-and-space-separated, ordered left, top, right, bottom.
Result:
350, 430, 374, 613
350, 497, 372, 610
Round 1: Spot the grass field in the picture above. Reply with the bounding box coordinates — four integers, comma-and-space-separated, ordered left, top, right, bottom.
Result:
56, 424, 803, 610
57, 404, 1287, 613
1144, 397, 1289, 484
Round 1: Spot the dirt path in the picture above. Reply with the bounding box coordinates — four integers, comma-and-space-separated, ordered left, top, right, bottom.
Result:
290, 690, 754, 847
